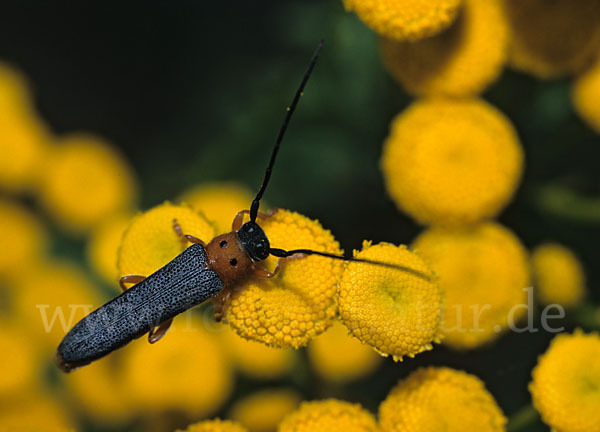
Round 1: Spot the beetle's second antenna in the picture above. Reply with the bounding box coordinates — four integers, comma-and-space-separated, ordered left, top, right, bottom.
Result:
249, 40, 324, 223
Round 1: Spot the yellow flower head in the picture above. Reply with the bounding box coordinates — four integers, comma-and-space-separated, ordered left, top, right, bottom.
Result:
0, 321, 39, 398
225, 209, 343, 348
412, 222, 530, 349
379, 367, 506, 432
0, 199, 48, 279
531, 243, 586, 309
0, 62, 32, 114
118, 202, 215, 277
221, 325, 296, 379
381, 0, 508, 97
381, 98, 523, 226
229, 388, 302, 432
503, 0, 600, 78
343, 0, 462, 42
0, 394, 76, 432
279, 399, 378, 432
179, 182, 256, 234
122, 317, 233, 416
529, 330, 600, 432
338, 241, 442, 361
307, 320, 382, 382
572, 58, 600, 134
177, 419, 248, 432
39, 133, 138, 233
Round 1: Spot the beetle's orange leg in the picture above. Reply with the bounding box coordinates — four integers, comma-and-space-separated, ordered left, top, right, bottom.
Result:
253, 258, 285, 279
148, 319, 173, 344
173, 218, 206, 246
232, 209, 279, 231
212, 287, 231, 323
119, 275, 146, 292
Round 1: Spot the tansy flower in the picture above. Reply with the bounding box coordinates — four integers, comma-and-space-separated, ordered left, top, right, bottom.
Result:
39, 133, 138, 233
225, 209, 343, 348
177, 419, 248, 432
0, 321, 39, 398
379, 367, 506, 432
529, 330, 600, 432
572, 58, 600, 134
412, 222, 530, 349
342, 0, 462, 42
338, 241, 442, 361
278, 399, 378, 432
118, 202, 215, 277
502, 0, 600, 78
381, 98, 523, 226
229, 388, 302, 432
121, 317, 233, 417
307, 320, 382, 382
220, 325, 296, 379
0, 393, 76, 432
179, 182, 256, 234
381, 0, 508, 97
531, 243, 586, 309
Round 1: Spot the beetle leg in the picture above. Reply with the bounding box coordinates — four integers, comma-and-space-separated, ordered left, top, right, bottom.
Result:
148, 319, 173, 344
173, 218, 206, 246
253, 258, 286, 279
119, 274, 146, 292
212, 287, 231, 322
232, 209, 280, 230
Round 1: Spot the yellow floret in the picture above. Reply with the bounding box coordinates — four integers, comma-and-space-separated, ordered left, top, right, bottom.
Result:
39, 134, 138, 233
229, 388, 302, 432
118, 202, 215, 277
379, 367, 506, 432
531, 243, 586, 309
220, 325, 296, 379
381, 0, 508, 97
529, 330, 600, 432
0, 393, 76, 432
179, 182, 256, 234
381, 98, 523, 226
225, 209, 343, 348
503, 0, 600, 78
278, 399, 378, 432
412, 222, 530, 349
308, 320, 382, 381
0, 321, 39, 398
343, 0, 463, 42
122, 318, 233, 417
339, 241, 442, 361
177, 419, 248, 432
572, 58, 600, 134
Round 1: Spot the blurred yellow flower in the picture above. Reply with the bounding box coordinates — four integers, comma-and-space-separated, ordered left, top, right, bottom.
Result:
0, 393, 76, 432
122, 317, 233, 417
339, 241, 442, 361
503, 0, 600, 78
177, 419, 248, 432
0, 321, 39, 398
220, 325, 296, 379
39, 133, 138, 233
412, 222, 530, 349
572, 58, 600, 134
343, 0, 462, 42
225, 209, 343, 348
307, 320, 382, 382
118, 202, 215, 277
279, 399, 378, 432
381, 98, 523, 226
179, 182, 255, 234
531, 243, 586, 309
379, 367, 506, 432
381, 0, 508, 97
529, 330, 600, 432
0, 62, 32, 114
229, 388, 302, 432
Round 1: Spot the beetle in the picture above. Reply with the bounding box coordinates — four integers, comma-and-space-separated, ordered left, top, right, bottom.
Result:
56, 40, 429, 372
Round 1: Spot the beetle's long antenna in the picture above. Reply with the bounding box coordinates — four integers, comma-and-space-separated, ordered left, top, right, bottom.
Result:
269, 247, 432, 282
249, 40, 324, 223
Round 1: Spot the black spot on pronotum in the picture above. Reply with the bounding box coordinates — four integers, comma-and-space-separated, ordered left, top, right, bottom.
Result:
229, 258, 238, 266
220, 240, 228, 248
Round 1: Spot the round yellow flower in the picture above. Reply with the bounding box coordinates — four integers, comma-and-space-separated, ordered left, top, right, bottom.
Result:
225, 209, 343, 348
338, 241, 442, 361
39, 133, 138, 233
529, 330, 600, 432
572, 58, 600, 134
179, 182, 256, 234
343, 0, 462, 42
177, 419, 248, 432
122, 317, 233, 416
229, 388, 302, 432
0, 393, 76, 432
379, 367, 506, 432
503, 0, 600, 78
118, 202, 215, 277
381, 98, 523, 226
0, 321, 39, 397
279, 399, 378, 432
412, 222, 530, 349
381, 0, 508, 97
220, 325, 296, 379
531, 243, 586, 309
307, 320, 382, 382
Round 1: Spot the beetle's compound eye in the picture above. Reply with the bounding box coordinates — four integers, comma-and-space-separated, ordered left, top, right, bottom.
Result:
220, 240, 228, 248
229, 258, 238, 266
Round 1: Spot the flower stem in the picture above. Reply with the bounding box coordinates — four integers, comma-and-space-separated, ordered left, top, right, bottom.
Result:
574, 304, 600, 330
507, 405, 539, 432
